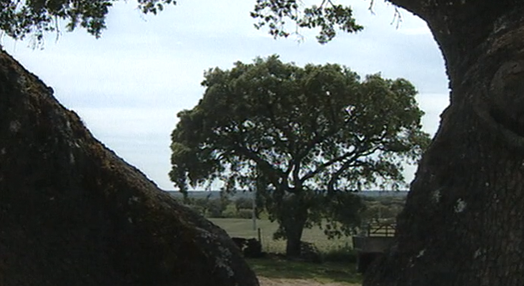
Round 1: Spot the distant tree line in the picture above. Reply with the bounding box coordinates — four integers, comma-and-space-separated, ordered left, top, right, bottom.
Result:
181, 194, 405, 222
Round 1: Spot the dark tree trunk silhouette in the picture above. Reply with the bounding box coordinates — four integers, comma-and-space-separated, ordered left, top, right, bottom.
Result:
282, 208, 307, 257
365, 1, 524, 285
0, 50, 259, 286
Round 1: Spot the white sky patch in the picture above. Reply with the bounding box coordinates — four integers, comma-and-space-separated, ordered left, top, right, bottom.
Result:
455, 198, 467, 213
76, 106, 177, 189
77, 107, 177, 137
2, 0, 449, 190
399, 26, 432, 36
418, 93, 450, 136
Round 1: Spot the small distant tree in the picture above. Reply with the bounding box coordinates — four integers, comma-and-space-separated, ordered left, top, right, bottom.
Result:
206, 197, 230, 218
190, 198, 210, 216
186, 196, 230, 218
234, 196, 263, 219
170, 56, 430, 257
234, 197, 252, 212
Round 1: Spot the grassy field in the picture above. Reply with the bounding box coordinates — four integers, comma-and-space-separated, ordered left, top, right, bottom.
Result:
210, 218, 362, 285
194, 194, 405, 285
247, 256, 361, 284
209, 218, 354, 254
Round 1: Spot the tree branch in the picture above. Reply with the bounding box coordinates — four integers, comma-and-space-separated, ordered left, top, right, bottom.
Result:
300, 149, 358, 183
233, 145, 284, 189
292, 157, 301, 189
265, 101, 297, 152
299, 132, 384, 184
326, 159, 365, 193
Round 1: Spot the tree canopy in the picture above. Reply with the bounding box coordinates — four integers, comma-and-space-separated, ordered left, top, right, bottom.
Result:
0, 0, 175, 41
170, 55, 430, 256
0, 0, 384, 45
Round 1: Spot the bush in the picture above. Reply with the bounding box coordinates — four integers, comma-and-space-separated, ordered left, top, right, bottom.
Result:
183, 197, 231, 218
187, 205, 205, 216
236, 209, 255, 219
300, 241, 323, 263
222, 209, 254, 219
235, 197, 253, 211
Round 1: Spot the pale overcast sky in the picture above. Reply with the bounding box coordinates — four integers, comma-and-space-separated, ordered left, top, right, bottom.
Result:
2, 0, 449, 191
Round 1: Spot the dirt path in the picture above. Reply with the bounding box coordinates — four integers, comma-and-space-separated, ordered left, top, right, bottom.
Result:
258, 277, 360, 286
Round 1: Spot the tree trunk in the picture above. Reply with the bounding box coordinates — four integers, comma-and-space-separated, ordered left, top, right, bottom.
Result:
279, 192, 308, 257
0, 50, 259, 286
284, 216, 306, 257
365, 1, 524, 285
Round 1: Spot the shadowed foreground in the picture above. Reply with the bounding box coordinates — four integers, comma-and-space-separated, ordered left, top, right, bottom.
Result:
0, 50, 259, 286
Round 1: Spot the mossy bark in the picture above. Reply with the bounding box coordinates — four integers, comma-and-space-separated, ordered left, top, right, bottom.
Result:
0, 50, 259, 286
365, 1, 524, 285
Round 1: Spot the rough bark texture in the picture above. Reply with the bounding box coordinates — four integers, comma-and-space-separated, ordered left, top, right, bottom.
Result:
0, 50, 259, 286
365, 1, 524, 285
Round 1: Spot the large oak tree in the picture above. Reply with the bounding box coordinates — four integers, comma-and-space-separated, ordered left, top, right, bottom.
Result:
252, 0, 524, 285
170, 55, 429, 257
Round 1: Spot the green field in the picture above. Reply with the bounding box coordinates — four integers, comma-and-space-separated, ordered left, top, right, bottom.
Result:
201, 196, 405, 285
209, 218, 354, 253
210, 218, 362, 285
